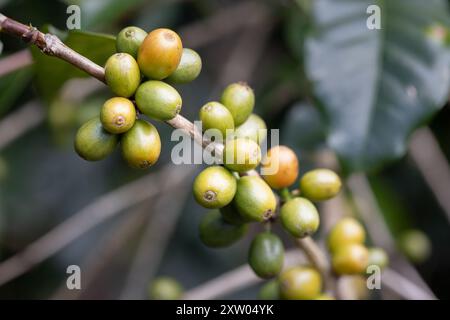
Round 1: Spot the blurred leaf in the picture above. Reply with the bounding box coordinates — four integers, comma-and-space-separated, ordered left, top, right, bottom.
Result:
0, 67, 33, 116
304, 0, 450, 172
31, 29, 115, 102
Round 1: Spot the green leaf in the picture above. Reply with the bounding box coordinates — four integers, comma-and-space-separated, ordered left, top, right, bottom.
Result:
31, 29, 115, 102
0, 67, 33, 116
304, 0, 450, 172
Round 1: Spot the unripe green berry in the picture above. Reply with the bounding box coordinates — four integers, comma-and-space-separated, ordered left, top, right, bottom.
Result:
398, 229, 431, 264
193, 166, 237, 209
105, 53, 140, 98
221, 82, 255, 126
135, 80, 182, 121
149, 277, 183, 300
279, 267, 322, 300
100, 97, 136, 134
138, 28, 183, 80
116, 26, 147, 58
248, 232, 285, 279
74, 117, 118, 161
233, 113, 267, 145
199, 101, 234, 140
233, 176, 277, 222
223, 138, 261, 172
300, 168, 342, 201
327, 217, 366, 254
199, 210, 248, 248
332, 243, 369, 275
121, 120, 161, 169
367, 247, 389, 269
258, 280, 280, 300
280, 197, 320, 238
220, 204, 247, 225
165, 48, 202, 84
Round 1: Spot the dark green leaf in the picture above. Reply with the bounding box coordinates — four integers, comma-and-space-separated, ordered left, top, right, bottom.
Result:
304, 0, 450, 172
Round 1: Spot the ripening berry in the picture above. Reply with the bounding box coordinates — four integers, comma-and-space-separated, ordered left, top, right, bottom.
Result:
104, 53, 140, 98
279, 267, 322, 300
262, 145, 299, 189
74, 117, 118, 161
300, 168, 342, 201
223, 138, 261, 172
135, 80, 182, 121
199, 210, 248, 248
165, 48, 202, 84
121, 120, 161, 169
233, 176, 277, 222
220, 82, 254, 126
193, 166, 237, 209
116, 26, 147, 58
149, 277, 183, 300
100, 97, 136, 134
332, 243, 369, 275
327, 217, 366, 254
248, 233, 285, 279
137, 28, 183, 80
280, 197, 320, 238
199, 102, 234, 140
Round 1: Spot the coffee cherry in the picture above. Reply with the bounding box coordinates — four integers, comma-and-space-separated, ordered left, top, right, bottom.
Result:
258, 280, 280, 300
221, 82, 255, 126
233, 176, 277, 222
248, 232, 284, 279
332, 243, 369, 275
279, 267, 322, 300
100, 97, 136, 134
327, 217, 366, 254
121, 119, 161, 169
137, 28, 182, 80
104, 53, 140, 98
135, 80, 182, 121
165, 48, 202, 84
399, 229, 431, 263
149, 277, 183, 300
199, 102, 234, 140
367, 247, 389, 269
74, 117, 118, 161
233, 113, 267, 145
199, 210, 248, 248
300, 168, 342, 201
262, 146, 299, 189
223, 138, 261, 172
315, 294, 335, 300
220, 204, 247, 225
193, 166, 237, 209
280, 197, 320, 238
116, 26, 147, 58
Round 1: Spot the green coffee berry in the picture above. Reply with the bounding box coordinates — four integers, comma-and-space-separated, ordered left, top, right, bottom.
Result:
165, 48, 202, 84
121, 120, 161, 169
193, 166, 237, 209
149, 277, 183, 300
332, 243, 369, 275
233, 176, 277, 222
259, 280, 280, 300
116, 26, 147, 58
135, 80, 182, 121
248, 232, 284, 279
279, 267, 322, 300
300, 168, 342, 201
399, 229, 431, 264
367, 247, 389, 269
220, 82, 255, 126
100, 97, 136, 134
233, 113, 267, 145
104, 53, 140, 98
223, 138, 261, 172
199, 210, 248, 248
220, 204, 248, 225
280, 197, 320, 238
74, 117, 118, 161
327, 217, 366, 254
199, 101, 234, 140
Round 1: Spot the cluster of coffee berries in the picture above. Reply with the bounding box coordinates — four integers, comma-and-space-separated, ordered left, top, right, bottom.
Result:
74, 27, 202, 168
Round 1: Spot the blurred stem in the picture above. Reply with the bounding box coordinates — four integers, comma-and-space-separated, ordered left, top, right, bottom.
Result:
280, 187, 292, 202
